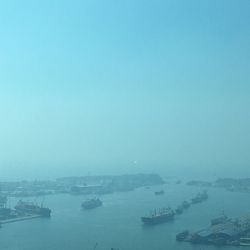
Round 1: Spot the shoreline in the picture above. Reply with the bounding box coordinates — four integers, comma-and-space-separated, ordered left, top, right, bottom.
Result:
1, 214, 43, 224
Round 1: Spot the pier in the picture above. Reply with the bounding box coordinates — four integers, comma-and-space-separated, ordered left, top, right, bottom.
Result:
1, 214, 43, 224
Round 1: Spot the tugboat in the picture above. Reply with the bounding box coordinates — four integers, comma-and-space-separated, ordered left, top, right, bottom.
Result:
82, 198, 102, 209
14, 200, 51, 217
141, 208, 175, 225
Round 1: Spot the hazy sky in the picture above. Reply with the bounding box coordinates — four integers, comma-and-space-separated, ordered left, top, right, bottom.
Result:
0, 0, 250, 180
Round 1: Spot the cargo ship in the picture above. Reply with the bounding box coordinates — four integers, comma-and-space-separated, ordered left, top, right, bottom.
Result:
191, 190, 208, 204
141, 208, 175, 225
14, 200, 51, 217
81, 198, 102, 209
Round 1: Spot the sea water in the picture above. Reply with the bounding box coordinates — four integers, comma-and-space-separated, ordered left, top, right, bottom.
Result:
0, 183, 249, 250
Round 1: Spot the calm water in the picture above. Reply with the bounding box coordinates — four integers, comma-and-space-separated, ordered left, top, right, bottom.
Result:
0, 183, 249, 250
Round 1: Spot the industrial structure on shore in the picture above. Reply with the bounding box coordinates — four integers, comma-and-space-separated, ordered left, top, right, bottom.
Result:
0, 194, 51, 226
176, 214, 250, 246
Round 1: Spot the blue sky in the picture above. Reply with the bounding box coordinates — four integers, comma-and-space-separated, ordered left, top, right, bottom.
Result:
0, 0, 249, 180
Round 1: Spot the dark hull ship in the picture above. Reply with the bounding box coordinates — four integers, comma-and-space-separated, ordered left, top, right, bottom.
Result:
191, 190, 208, 204
82, 198, 102, 209
141, 208, 175, 225
15, 200, 51, 217
154, 190, 164, 195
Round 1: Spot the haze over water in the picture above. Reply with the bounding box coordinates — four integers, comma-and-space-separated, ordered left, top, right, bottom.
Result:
0, 0, 250, 181
0, 1, 250, 249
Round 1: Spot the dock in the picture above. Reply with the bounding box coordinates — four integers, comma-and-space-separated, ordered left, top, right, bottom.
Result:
0, 214, 43, 224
